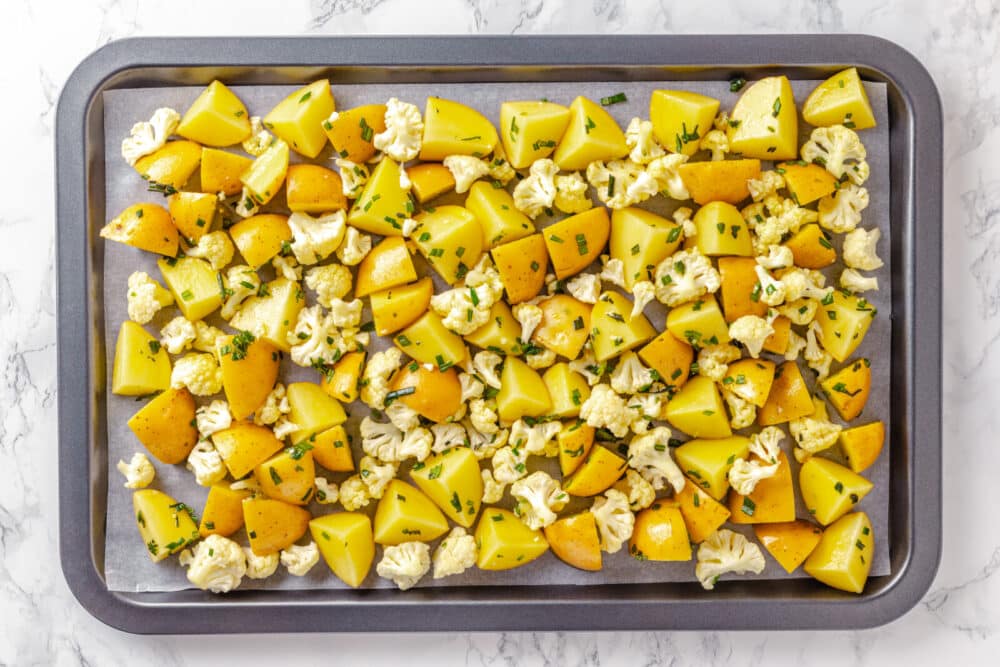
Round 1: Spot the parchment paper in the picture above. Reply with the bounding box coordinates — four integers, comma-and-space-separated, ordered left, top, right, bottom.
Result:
102, 79, 891, 593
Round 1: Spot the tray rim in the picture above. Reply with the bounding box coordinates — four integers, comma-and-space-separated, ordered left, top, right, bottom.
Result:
55, 34, 942, 634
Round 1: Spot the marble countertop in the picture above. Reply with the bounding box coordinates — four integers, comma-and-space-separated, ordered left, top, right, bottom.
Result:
0, 0, 990, 663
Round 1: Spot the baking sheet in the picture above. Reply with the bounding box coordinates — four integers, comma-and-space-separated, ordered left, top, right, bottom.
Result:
101, 79, 891, 593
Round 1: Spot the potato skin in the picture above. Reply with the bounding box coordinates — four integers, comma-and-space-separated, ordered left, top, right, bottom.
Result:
127, 387, 198, 464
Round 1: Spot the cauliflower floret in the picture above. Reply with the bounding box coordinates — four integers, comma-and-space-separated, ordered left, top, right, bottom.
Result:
338, 475, 371, 511
784, 329, 808, 361
288, 211, 346, 265
751, 197, 818, 254
361, 417, 432, 463
753, 265, 788, 307
527, 347, 554, 371
486, 144, 516, 184
591, 489, 635, 554
587, 159, 659, 209
314, 477, 339, 504
288, 305, 341, 369
481, 469, 506, 503
723, 389, 757, 430
756, 245, 795, 270
183, 231, 234, 271
804, 321, 834, 379
566, 272, 601, 304
625, 117, 665, 164
430, 422, 467, 453
747, 170, 786, 202
613, 469, 656, 511
568, 351, 606, 387
778, 298, 818, 326
510, 471, 568, 530
842, 227, 884, 271
469, 398, 499, 435
220, 265, 260, 320
280, 542, 320, 577
377, 541, 430, 590
459, 372, 485, 403
513, 158, 558, 218
121, 107, 180, 165
126, 271, 174, 324
695, 529, 766, 590
697, 344, 741, 382
243, 548, 279, 580
630, 281, 656, 319
304, 264, 353, 308
653, 249, 721, 307
171, 353, 223, 396
645, 154, 690, 200
801, 124, 869, 183
751, 426, 786, 464
179, 534, 246, 594
358, 456, 398, 499
192, 320, 226, 353
553, 172, 593, 214
196, 400, 232, 439
727, 457, 779, 496
818, 183, 869, 234
509, 419, 561, 456
234, 187, 260, 218
335, 158, 369, 198
272, 417, 299, 441
382, 401, 419, 431
443, 154, 490, 193
491, 445, 529, 485
327, 298, 363, 329
254, 383, 289, 426
373, 98, 423, 162
242, 116, 274, 156
466, 423, 507, 461
699, 128, 729, 161
610, 351, 659, 395
790, 415, 843, 460
335, 227, 372, 266
186, 440, 227, 486
472, 351, 503, 389
840, 268, 879, 293
512, 303, 543, 344
674, 206, 697, 239
430, 285, 494, 335
628, 394, 665, 434
728, 315, 774, 359
579, 384, 632, 438
599, 255, 627, 289
627, 426, 684, 492
116, 452, 155, 489
160, 316, 196, 354
432, 527, 478, 579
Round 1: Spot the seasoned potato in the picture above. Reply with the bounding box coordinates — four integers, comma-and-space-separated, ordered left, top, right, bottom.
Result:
639, 330, 694, 392
286, 381, 347, 442
784, 223, 836, 269
177, 80, 251, 146
200, 147, 252, 196
199, 484, 250, 538
722, 358, 775, 408
609, 207, 683, 289
839, 421, 885, 473
665, 377, 733, 440
412, 205, 485, 285
134, 140, 202, 190
320, 351, 365, 403
718, 256, 768, 322
491, 233, 549, 304
355, 236, 418, 298
799, 457, 873, 526
544, 511, 602, 571
779, 162, 837, 206
406, 163, 455, 203
229, 277, 304, 353
243, 497, 312, 556
673, 436, 750, 500
101, 203, 178, 257
728, 451, 796, 524
373, 479, 450, 545
394, 312, 469, 370
240, 139, 289, 207
758, 361, 815, 426
678, 159, 761, 205
553, 96, 629, 171
534, 294, 592, 360
557, 421, 596, 477
323, 104, 386, 163
111, 320, 171, 396
802, 67, 877, 130
133, 489, 199, 562
346, 158, 412, 236
465, 180, 535, 248
544, 207, 610, 279
693, 201, 753, 257
475, 508, 549, 571
263, 79, 336, 158
675, 479, 731, 543
500, 100, 572, 169
168, 192, 217, 242
590, 291, 656, 362
310, 512, 375, 588
727, 75, 798, 160
496, 356, 553, 423
127, 387, 198, 464
754, 520, 824, 574
286, 164, 347, 213
254, 449, 316, 505
157, 256, 222, 321
563, 445, 627, 497
410, 447, 484, 528
821, 358, 872, 420
814, 290, 876, 362
630, 504, 692, 562
420, 97, 499, 161
212, 421, 284, 479
389, 363, 463, 424
310, 424, 355, 473
542, 363, 591, 419
217, 334, 280, 420
649, 89, 720, 156
464, 300, 522, 355
665, 295, 731, 347
370, 277, 434, 336
803, 511, 874, 593
228, 214, 291, 270
763, 315, 792, 355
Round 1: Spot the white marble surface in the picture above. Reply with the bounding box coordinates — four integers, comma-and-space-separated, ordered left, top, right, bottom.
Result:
0, 0, 992, 663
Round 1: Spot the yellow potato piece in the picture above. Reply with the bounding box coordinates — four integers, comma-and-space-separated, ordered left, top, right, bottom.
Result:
544, 511, 602, 571
557, 421, 596, 477
243, 497, 312, 556
718, 256, 769, 322
496, 355, 552, 423
370, 277, 434, 336
320, 351, 365, 403
535, 294, 592, 360
693, 201, 754, 257
286, 164, 347, 213
157, 256, 222, 322
675, 479, 731, 543
491, 233, 549, 304
420, 97, 499, 161
779, 162, 837, 206
799, 457, 873, 526
728, 451, 796, 524
678, 159, 761, 206
240, 139, 289, 206
665, 376, 733, 440
167, 192, 217, 243
263, 79, 336, 158
821, 358, 872, 420
672, 435, 750, 501
394, 312, 469, 370
286, 381, 347, 442
665, 294, 731, 346
135, 140, 202, 190
630, 504, 692, 562
373, 479, 449, 545
758, 361, 815, 426
542, 363, 591, 419
412, 205, 485, 285
803, 511, 874, 593
133, 489, 199, 563
466, 180, 535, 248
217, 334, 280, 420
212, 421, 284, 480
609, 207, 683, 289
347, 158, 413, 236
814, 290, 876, 362
177, 80, 251, 147
727, 75, 799, 160
563, 445, 627, 497
754, 520, 824, 574
199, 484, 250, 538
310, 512, 375, 588
229, 277, 304, 353
552, 96, 629, 171
323, 104, 386, 163
464, 300, 523, 356
228, 214, 292, 270
839, 421, 885, 474
101, 203, 178, 257
639, 330, 694, 394
111, 320, 171, 396
127, 387, 198, 464
200, 147, 252, 196
355, 236, 418, 298
802, 67, 877, 131
389, 363, 463, 424
309, 424, 355, 473
783, 223, 837, 269
255, 450, 317, 506
649, 89, 720, 156
500, 100, 572, 169
722, 358, 776, 408
406, 162, 455, 203
410, 448, 484, 528
590, 290, 656, 362
544, 207, 610, 279
475, 508, 549, 571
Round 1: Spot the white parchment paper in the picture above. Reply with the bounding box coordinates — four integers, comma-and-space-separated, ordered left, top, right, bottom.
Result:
102, 79, 891, 592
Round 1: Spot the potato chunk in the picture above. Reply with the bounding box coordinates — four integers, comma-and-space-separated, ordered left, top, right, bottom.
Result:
803, 511, 874, 593
475, 508, 549, 571
410, 448, 484, 528
310, 513, 375, 588
133, 489, 200, 562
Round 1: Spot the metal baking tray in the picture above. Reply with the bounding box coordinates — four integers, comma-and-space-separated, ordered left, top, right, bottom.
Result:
56, 35, 942, 633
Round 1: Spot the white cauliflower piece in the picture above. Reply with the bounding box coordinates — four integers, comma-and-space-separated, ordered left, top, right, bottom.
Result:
328, 298, 363, 328
377, 541, 430, 590
591, 489, 635, 554
314, 477, 339, 504
272, 417, 299, 442
568, 351, 605, 387
486, 144, 516, 184
288, 305, 341, 369
335, 158, 369, 198
160, 316, 196, 354
280, 542, 319, 577
288, 211, 346, 265
805, 321, 834, 379
674, 206, 698, 239
234, 187, 260, 218
186, 440, 227, 486
697, 344, 741, 382
840, 268, 879, 293
790, 415, 843, 458
459, 372, 485, 403
801, 124, 869, 183
243, 548, 279, 580
472, 351, 503, 389
335, 227, 372, 266
384, 401, 421, 432
338, 475, 371, 511
242, 116, 274, 156
432, 527, 478, 579
599, 256, 627, 289
220, 265, 260, 320
842, 227, 884, 271
566, 272, 601, 304
511, 471, 568, 530
630, 280, 656, 319
183, 231, 234, 271
116, 452, 155, 489
747, 170, 786, 202
254, 383, 289, 426
469, 398, 499, 435
192, 320, 226, 353
443, 154, 490, 193
430, 285, 494, 335
625, 117, 665, 164
304, 264, 353, 308
653, 249, 721, 307
553, 172, 593, 214
750, 426, 786, 464
609, 351, 659, 395
699, 128, 729, 161
126, 271, 174, 324
512, 302, 543, 344
464, 256, 506, 302
613, 469, 656, 511
121, 107, 180, 165
430, 422, 467, 453
466, 424, 507, 461
723, 389, 757, 430
509, 419, 561, 456
179, 534, 246, 594
695, 529, 766, 590
627, 426, 684, 492
587, 159, 659, 209
170, 353, 223, 396
196, 400, 232, 439
727, 457, 779, 496
756, 245, 795, 270
373, 98, 423, 163
778, 297, 819, 326
579, 384, 633, 438
784, 329, 808, 361
728, 315, 774, 359
753, 265, 788, 307
751, 197, 817, 254
645, 154, 690, 200
818, 183, 869, 233
361, 417, 432, 463
513, 158, 558, 218
628, 394, 665, 434
481, 469, 506, 503
358, 456, 398, 499
491, 446, 529, 485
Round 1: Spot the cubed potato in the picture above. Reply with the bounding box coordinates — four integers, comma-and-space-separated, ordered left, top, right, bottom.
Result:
168, 192, 217, 242
665, 377, 732, 439
310, 512, 375, 588
820, 358, 872, 420
544, 511, 602, 571
677, 159, 762, 205
286, 381, 347, 442
784, 223, 836, 269
672, 435, 750, 501
758, 361, 815, 426
630, 504, 692, 562
200, 147, 252, 196
411, 205, 484, 285
323, 104, 386, 163
543, 207, 610, 279
177, 80, 251, 147
465, 180, 535, 248
728, 451, 796, 524
420, 97, 499, 161
410, 448, 484, 528
839, 421, 885, 473
639, 330, 694, 393
779, 162, 837, 206
355, 236, 418, 298
240, 139, 289, 206
534, 294, 592, 360
373, 479, 450, 545
395, 312, 469, 370
500, 100, 572, 169
406, 162, 455, 203
803, 511, 874, 593
496, 356, 552, 423
286, 164, 347, 213
212, 421, 284, 480
491, 233, 549, 304
228, 214, 291, 270
590, 291, 656, 362
722, 358, 775, 408
389, 363, 463, 424
557, 421, 596, 477
610, 207, 683, 289
320, 351, 365, 403
552, 96, 629, 171
370, 277, 433, 336
101, 203, 178, 257
543, 363, 591, 419
649, 89, 720, 156
217, 334, 280, 420
665, 295, 731, 347
475, 508, 549, 571
799, 457, 873, 526
802, 67, 877, 131
675, 479, 731, 543
263, 79, 335, 158
199, 484, 250, 538
310, 424, 355, 473
464, 301, 523, 356
346, 158, 413, 236
693, 201, 754, 257
763, 315, 792, 355
112, 320, 171, 396
754, 520, 824, 574
134, 140, 202, 190
727, 75, 798, 160
563, 445, 627, 497
814, 290, 876, 362
157, 256, 222, 322
127, 387, 198, 464
229, 277, 304, 353
243, 497, 312, 556
133, 489, 199, 562
255, 449, 316, 505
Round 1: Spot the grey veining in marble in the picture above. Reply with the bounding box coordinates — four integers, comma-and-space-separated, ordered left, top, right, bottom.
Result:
0, 0, 995, 664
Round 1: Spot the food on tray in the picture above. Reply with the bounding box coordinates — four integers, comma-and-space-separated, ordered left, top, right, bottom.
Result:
107, 72, 884, 595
